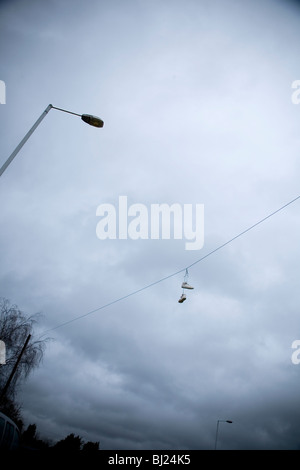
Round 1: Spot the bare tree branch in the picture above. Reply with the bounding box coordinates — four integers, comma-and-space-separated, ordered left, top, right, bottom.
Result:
0, 297, 49, 404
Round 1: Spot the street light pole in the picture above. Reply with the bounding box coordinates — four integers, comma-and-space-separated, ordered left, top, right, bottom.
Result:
0, 104, 104, 177
214, 419, 233, 450
0, 104, 52, 177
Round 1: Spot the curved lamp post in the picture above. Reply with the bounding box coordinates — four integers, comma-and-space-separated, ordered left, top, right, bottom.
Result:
214, 419, 233, 450
0, 104, 104, 177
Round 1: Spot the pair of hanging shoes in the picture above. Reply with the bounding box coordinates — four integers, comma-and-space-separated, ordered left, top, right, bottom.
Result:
178, 281, 194, 303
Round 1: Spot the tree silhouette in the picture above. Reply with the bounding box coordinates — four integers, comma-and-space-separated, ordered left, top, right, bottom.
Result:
82, 441, 100, 451
22, 423, 50, 449
0, 297, 49, 417
53, 433, 83, 451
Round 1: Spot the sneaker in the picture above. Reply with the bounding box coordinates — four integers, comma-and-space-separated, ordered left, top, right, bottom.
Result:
181, 282, 194, 290
178, 294, 187, 303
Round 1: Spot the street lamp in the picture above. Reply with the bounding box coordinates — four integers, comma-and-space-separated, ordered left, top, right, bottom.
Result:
214, 419, 233, 450
0, 104, 104, 177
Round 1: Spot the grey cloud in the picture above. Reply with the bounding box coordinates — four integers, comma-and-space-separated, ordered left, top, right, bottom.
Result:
1, 0, 300, 451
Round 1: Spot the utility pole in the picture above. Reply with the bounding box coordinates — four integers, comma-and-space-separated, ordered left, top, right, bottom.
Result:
0, 334, 31, 404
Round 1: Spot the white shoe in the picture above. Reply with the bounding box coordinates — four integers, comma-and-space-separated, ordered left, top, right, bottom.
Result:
181, 282, 194, 290
178, 294, 187, 303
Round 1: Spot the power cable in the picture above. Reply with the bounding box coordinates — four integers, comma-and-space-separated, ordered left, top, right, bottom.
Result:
39, 194, 300, 337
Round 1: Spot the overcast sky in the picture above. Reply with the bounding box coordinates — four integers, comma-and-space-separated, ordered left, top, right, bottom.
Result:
1, 0, 300, 450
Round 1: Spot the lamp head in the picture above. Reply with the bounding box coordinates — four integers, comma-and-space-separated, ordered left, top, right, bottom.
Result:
81, 114, 104, 128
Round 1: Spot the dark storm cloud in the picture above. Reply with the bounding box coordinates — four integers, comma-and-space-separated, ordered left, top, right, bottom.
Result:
1, 0, 300, 450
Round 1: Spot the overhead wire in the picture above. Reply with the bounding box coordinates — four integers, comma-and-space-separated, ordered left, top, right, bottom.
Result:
39, 193, 300, 338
